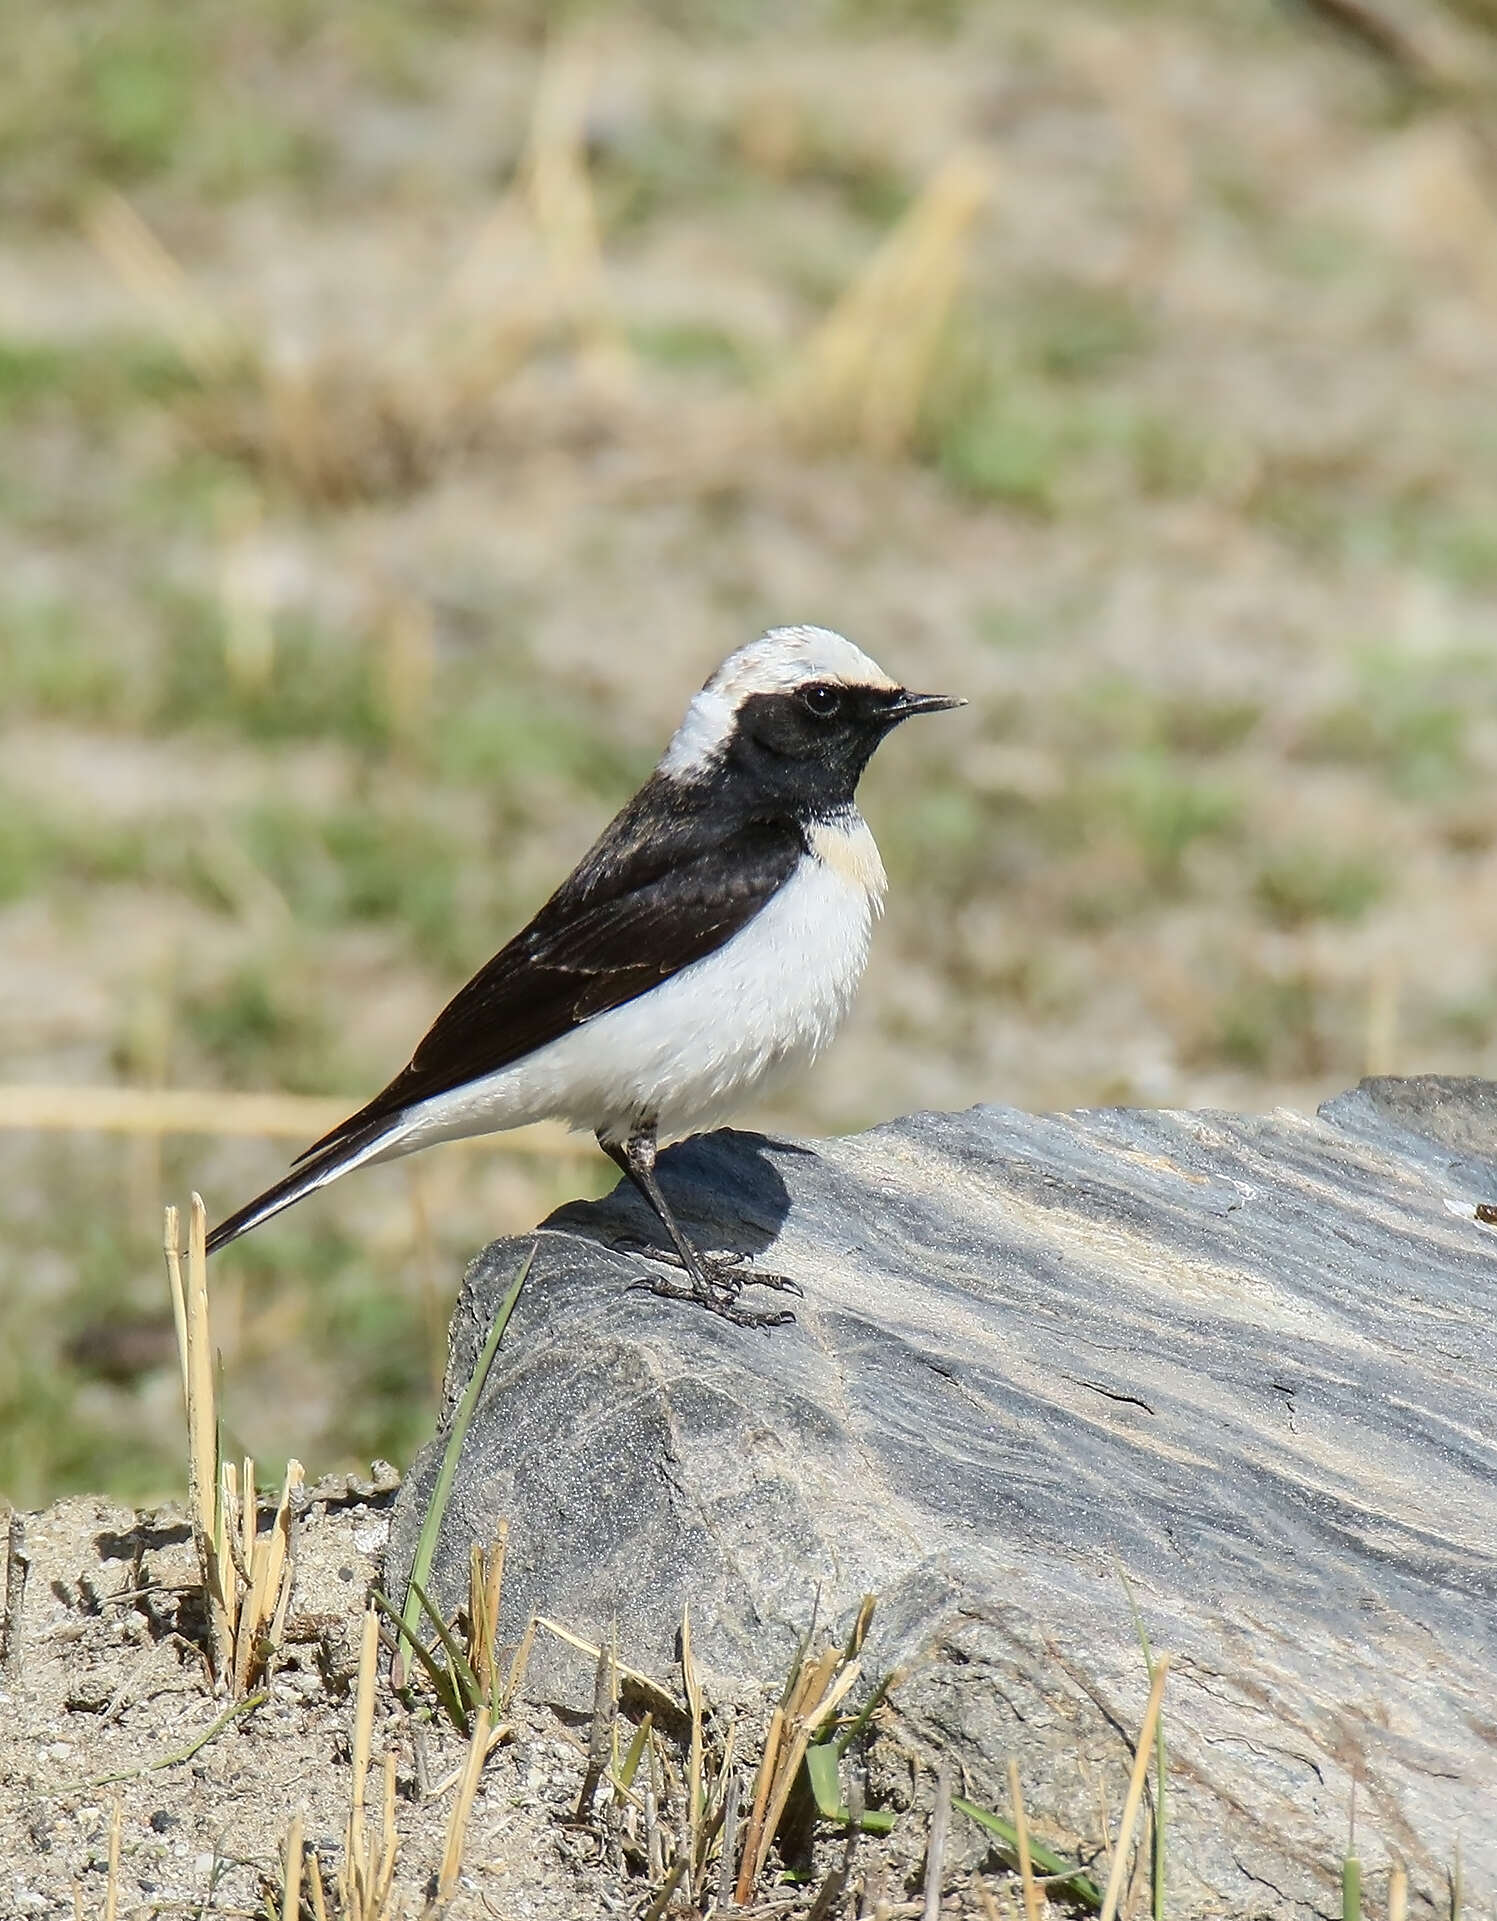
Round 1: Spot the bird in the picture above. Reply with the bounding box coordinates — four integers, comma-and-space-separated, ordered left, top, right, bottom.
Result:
208, 626, 962, 1326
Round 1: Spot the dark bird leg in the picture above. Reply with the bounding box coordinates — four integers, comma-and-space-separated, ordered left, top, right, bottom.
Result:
598, 1122, 800, 1329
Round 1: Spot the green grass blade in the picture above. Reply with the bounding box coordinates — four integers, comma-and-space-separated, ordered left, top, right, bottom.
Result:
616, 1710, 653, 1792
408, 1576, 484, 1704
806, 1740, 844, 1819
370, 1589, 468, 1732
834, 1667, 896, 1760
1343, 1855, 1362, 1921
399, 1244, 535, 1653
953, 1794, 1103, 1911
804, 1741, 896, 1834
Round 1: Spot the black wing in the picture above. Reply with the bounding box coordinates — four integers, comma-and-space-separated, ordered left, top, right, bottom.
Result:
293, 787, 803, 1166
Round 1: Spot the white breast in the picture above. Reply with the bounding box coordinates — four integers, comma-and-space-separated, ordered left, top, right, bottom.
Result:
382, 816, 886, 1156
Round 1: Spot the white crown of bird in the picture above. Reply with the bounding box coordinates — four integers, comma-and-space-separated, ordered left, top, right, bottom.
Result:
661, 625, 897, 778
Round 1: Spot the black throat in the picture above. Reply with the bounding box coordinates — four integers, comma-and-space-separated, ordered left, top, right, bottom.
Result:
720, 685, 906, 818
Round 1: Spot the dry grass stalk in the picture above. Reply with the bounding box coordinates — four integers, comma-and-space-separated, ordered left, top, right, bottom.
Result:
470, 1527, 508, 1706
351, 1606, 379, 1836
735, 1702, 787, 1906
84, 41, 630, 506
340, 1607, 400, 1920
281, 1807, 305, 1921
1098, 1655, 1170, 1921
165, 1199, 231, 1678
777, 147, 993, 457
164, 1197, 303, 1693
714, 1766, 742, 1914
540, 1607, 761, 1913
505, 1612, 539, 1710
734, 1634, 865, 1904
681, 1603, 705, 1876
4, 1082, 585, 1156
308, 1837, 330, 1921
576, 1621, 620, 1821
923, 1763, 952, 1921
640, 1854, 688, 1921
414, 36, 632, 424
81, 189, 239, 381
1007, 1759, 1042, 1921
232, 1458, 302, 1696
419, 189, 544, 402
104, 1797, 122, 1921
1388, 1861, 1408, 1921
419, 1718, 512, 1806
522, 36, 632, 394
536, 1616, 683, 1719
645, 1730, 666, 1885
434, 1704, 493, 1909
768, 1653, 862, 1835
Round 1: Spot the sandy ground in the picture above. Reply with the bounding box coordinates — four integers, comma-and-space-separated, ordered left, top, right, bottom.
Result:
0, 1484, 962, 1920
1, 1487, 647, 1920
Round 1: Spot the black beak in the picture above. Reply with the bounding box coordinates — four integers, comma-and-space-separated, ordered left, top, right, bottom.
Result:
885, 690, 965, 723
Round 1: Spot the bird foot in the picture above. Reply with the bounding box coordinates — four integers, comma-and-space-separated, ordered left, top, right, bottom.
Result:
612, 1236, 803, 1303
619, 1242, 800, 1327
632, 1271, 796, 1330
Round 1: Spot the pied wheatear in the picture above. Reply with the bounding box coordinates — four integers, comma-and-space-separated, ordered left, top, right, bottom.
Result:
208, 626, 961, 1325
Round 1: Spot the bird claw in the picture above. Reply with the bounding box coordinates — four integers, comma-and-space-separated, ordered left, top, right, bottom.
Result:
613, 1238, 803, 1304
628, 1272, 796, 1330
741, 1270, 804, 1298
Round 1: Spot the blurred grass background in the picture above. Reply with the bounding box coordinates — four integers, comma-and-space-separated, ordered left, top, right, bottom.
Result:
4, 0, 1497, 1505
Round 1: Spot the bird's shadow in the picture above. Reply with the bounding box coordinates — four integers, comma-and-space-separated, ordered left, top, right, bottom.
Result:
543, 1128, 807, 1264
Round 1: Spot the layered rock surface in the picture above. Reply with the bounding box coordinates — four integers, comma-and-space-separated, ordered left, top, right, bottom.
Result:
388, 1077, 1497, 1918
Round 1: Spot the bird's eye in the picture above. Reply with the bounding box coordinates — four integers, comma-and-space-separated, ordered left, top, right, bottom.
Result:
798, 684, 843, 720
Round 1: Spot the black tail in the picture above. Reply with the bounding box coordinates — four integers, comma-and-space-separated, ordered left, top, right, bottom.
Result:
206, 1118, 394, 1254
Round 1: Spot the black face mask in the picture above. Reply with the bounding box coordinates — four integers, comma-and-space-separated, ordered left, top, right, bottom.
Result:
728, 684, 959, 814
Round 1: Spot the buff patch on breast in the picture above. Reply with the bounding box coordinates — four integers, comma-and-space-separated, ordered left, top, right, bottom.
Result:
808, 817, 888, 904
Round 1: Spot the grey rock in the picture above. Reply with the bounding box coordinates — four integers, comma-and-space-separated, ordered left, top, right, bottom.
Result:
387, 1080, 1497, 1917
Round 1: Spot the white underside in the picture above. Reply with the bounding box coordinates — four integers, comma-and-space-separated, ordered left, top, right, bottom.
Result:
347, 823, 884, 1173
